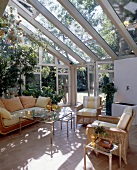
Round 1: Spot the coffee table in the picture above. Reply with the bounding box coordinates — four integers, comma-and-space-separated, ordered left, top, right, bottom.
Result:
84, 141, 121, 170
19, 108, 74, 157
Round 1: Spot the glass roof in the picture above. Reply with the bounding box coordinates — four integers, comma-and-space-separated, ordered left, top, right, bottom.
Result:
108, 0, 137, 44
69, 0, 133, 56
5, 5, 79, 64
2, 0, 137, 64
37, 0, 110, 60
35, 14, 92, 62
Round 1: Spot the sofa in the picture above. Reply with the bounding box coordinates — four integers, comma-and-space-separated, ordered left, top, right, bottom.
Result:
0, 96, 51, 135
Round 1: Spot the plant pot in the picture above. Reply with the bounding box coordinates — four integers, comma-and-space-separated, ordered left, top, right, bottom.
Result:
106, 101, 112, 116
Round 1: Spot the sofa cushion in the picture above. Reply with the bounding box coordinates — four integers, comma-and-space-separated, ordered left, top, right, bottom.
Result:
35, 96, 50, 108
20, 96, 36, 108
3, 114, 20, 126
117, 107, 133, 130
0, 107, 12, 119
0, 99, 5, 109
77, 108, 97, 116
2, 97, 24, 113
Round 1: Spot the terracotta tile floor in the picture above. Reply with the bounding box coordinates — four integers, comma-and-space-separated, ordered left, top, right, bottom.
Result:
0, 114, 137, 170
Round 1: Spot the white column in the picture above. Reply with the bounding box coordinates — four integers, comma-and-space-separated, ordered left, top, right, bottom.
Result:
95, 62, 98, 96
69, 65, 77, 106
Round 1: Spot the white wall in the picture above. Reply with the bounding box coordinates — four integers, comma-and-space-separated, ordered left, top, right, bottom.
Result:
114, 58, 137, 105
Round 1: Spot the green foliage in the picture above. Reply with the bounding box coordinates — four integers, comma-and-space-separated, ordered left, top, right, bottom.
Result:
101, 82, 117, 102
22, 84, 42, 98
22, 84, 64, 104
93, 123, 108, 136
42, 66, 56, 90
102, 82, 117, 95
41, 86, 64, 104
41, 66, 50, 79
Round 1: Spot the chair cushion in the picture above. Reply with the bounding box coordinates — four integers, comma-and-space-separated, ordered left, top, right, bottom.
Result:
0, 107, 12, 119
0, 99, 5, 109
83, 96, 100, 109
20, 96, 36, 108
2, 97, 24, 113
117, 107, 133, 130
92, 120, 117, 128
77, 108, 97, 116
35, 96, 50, 108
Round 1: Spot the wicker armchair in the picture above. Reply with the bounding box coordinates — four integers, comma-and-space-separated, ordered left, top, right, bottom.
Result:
86, 106, 135, 164
75, 96, 102, 127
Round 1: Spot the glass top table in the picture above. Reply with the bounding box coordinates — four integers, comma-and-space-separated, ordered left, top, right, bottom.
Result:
19, 107, 73, 157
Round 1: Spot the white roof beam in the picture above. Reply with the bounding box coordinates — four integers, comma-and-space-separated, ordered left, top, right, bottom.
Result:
9, 0, 85, 64
21, 24, 71, 66
58, 0, 117, 60
26, 0, 99, 61
97, 0, 137, 56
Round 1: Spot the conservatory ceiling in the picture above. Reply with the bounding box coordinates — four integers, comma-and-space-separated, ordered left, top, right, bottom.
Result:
1, 0, 137, 66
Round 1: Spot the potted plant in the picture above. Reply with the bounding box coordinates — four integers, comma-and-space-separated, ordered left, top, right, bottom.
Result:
101, 82, 117, 116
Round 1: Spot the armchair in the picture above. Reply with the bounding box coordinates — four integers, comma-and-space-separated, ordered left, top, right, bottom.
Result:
75, 96, 102, 127
86, 106, 135, 164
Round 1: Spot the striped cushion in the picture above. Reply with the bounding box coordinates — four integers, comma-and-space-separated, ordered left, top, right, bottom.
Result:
77, 108, 97, 116
83, 96, 100, 109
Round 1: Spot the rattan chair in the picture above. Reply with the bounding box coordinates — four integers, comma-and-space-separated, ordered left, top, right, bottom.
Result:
86, 106, 135, 164
75, 96, 102, 127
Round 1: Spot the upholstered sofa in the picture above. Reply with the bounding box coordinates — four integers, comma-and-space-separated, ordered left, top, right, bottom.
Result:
0, 96, 51, 135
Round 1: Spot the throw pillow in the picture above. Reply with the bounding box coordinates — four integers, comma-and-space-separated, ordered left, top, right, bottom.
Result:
0, 107, 12, 119
2, 97, 24, 112
0, 99, 5, 109
20, 96, 36, 108
35, 96, 50, 108
117, 107, 132, 130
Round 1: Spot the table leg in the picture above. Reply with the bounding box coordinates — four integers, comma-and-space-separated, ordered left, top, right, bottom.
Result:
109, 154, 112, 170
71, 113, 72, 129
119, 143, 121, 168
50, 123, 53, 158
73, 116, 75, 132
67, 121, 68, 137
19, 117, 21, 134
60, 120, 62, 130
53, 122, 55, 135
50, 123, 53, 145
84, 145, 87, 170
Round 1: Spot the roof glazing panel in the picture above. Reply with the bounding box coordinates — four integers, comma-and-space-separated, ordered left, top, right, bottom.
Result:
5, 5, 78, 64
35, 13, 92, 62
108, 0, 137, 45
30, 28, 79, 64
38, 0, 110, 59
69, 0, 133, 56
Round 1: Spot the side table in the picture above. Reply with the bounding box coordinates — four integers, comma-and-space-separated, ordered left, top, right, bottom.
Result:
84, 142, 121, 170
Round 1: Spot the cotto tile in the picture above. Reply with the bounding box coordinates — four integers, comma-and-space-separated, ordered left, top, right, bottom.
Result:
0, 114, 137, 170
